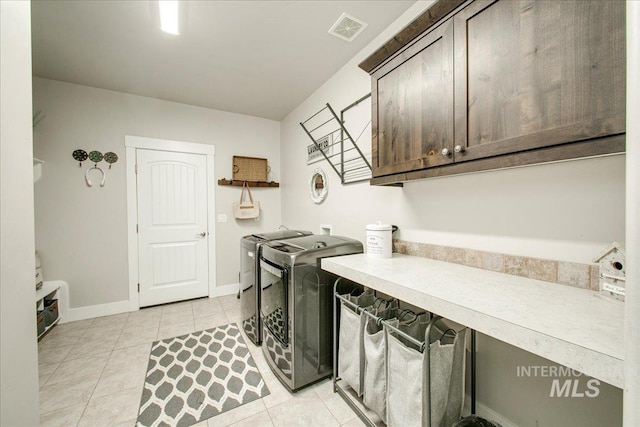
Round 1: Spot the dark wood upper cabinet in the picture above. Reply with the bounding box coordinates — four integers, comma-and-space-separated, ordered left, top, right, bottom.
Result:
361, 0, 626, 185
372, 19, 454, 176
453, 0, 626, 163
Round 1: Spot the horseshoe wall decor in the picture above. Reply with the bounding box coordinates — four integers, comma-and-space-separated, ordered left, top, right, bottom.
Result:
85, 165, 106, 187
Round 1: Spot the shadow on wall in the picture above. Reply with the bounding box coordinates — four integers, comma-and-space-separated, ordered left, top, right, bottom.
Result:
400, 155, 625, 243
474, 334, 623, 427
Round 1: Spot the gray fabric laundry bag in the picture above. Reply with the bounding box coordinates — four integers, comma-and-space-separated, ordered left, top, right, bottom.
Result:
430, 329, 467, 427
361, 300, 401, 423
386, 320, 467, 427
337, 290, 375, 395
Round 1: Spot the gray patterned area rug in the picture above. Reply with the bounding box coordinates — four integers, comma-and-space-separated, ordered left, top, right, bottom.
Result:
136, 323, 269, 427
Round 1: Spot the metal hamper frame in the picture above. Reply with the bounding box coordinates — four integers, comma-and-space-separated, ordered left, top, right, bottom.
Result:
332, 278, 477, 427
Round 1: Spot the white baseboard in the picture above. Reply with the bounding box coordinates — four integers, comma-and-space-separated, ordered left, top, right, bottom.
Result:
63, 300, 131, 323
476, 402, 518, 427
62, 284, 239, 323
210, 283, 239, 298
464, 395, 519, 427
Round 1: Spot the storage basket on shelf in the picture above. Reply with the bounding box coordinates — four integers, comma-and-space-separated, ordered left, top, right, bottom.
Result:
232, 156, 269, 182
36, 310, 45, 336
44, 299, 59, 327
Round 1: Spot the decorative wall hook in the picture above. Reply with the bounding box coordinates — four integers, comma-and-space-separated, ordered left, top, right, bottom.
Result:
104, 152, 118, 169
74, 149, 116, 187
88, 150, 103, 165
85, 166, 106, 187
72, 149, 88, 167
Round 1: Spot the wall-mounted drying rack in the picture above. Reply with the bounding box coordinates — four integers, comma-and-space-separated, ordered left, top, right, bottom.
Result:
300, 100, 372, 184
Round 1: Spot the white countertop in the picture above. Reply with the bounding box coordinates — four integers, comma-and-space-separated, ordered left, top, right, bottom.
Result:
322, 253, 624, 388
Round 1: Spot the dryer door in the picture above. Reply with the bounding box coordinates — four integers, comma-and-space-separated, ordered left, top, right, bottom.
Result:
259, 257, 289, 345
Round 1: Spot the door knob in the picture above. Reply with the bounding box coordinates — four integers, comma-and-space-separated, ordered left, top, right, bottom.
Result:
454, 145, 464, 153
441, 148, 450, 156
197, 232, 207, 238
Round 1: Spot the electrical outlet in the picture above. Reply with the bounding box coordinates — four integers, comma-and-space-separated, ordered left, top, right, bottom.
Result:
217, 214, 227, 223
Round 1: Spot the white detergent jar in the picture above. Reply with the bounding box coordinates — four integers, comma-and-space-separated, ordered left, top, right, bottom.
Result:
366, 222, 392, 258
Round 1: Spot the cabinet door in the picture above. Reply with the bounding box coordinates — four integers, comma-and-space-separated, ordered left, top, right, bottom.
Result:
372, 18, 454, 177
453, 0, 625, 163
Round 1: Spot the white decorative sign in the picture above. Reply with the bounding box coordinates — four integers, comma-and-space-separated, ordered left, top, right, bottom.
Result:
306, 134, 333, 164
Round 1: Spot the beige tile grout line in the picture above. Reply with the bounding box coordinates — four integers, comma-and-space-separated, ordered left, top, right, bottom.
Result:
39, 317, 104, 426
39, 301, 175, 424
78, 311, 132, 427
45, 298, 278, 426
74, 307, 170, 426
80, 301, 193, 425
36, 319, 117, 425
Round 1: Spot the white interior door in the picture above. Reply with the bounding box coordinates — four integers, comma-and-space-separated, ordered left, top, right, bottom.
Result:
137, 149, 209, 307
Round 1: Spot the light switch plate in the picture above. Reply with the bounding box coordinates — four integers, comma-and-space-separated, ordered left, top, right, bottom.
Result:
217, 214, 227, 223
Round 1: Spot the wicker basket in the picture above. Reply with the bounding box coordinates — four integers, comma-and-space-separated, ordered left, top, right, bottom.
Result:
233, 156, 269, 181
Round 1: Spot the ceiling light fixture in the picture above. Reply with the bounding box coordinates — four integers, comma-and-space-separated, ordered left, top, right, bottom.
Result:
159, 0, 180, 35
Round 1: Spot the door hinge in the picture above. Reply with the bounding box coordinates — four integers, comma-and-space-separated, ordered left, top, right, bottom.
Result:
135, 164, 138, 174
137, 283, 140, 293
136, 224, 139, 233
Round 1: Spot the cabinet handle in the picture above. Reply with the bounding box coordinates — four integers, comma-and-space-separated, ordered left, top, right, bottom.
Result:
441, 148, 450, 156
454, 145, 465, 153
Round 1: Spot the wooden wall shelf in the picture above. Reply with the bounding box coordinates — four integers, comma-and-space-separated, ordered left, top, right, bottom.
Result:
218, 179, 279, 188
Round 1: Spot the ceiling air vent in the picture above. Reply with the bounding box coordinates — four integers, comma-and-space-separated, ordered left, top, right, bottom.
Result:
328, 12, 368, 42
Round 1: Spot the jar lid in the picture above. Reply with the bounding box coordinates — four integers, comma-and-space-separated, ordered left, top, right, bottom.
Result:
366, 221, 392, 231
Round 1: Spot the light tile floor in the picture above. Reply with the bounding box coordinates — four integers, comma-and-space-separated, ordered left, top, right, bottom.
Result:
38, 295, 364, 427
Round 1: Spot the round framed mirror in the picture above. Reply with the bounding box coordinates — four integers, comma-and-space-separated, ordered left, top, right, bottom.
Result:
309, 168, 328, 204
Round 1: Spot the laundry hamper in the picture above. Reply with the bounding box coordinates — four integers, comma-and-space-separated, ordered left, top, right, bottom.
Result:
337, 289, 375, 395
361, 299, 402, 423
386, 317, 467, 427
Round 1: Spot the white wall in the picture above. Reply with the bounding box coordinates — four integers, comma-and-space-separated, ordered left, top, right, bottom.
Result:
280, 1, 624, 425
33, 78, 282, 310
281, 1, 625, 263
0, 1, 40, 425
624, 2, 640, 425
